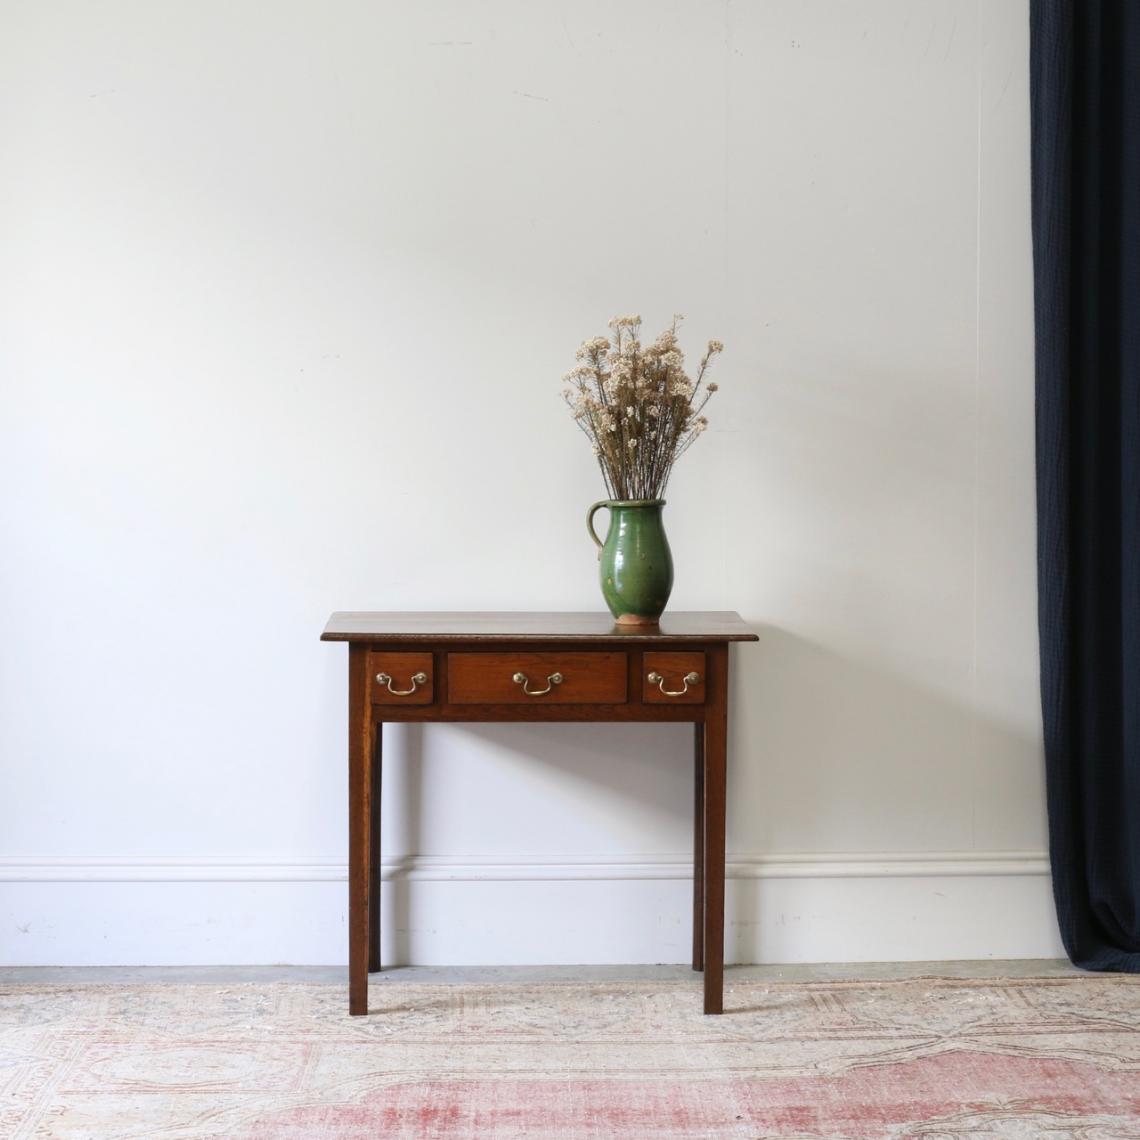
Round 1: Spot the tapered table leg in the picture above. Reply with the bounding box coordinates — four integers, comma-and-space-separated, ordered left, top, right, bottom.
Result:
368, 722, 383, 973
692, 722, 705, 972
348, 645, 372, 1015
703, 646, 729, 1015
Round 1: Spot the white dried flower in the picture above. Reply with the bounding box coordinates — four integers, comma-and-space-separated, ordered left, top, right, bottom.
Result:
562, 316, 722, 499
575, 336, 611, 360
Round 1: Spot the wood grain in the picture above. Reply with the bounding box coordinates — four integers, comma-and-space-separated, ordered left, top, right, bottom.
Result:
368, 724, 382, 973
693, 722, 705, 973
347, 645, 371, 1015
701, 644, 729, 1015
447, 652, 627, 704
323, 611, 758, 643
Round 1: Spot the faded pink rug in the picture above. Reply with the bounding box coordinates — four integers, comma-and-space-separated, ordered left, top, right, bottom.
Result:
2, 975, 1139, 1138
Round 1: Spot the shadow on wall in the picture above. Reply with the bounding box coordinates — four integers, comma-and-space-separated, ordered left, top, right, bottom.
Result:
387, 723, 422, 969
378, 717, 692, 963
733, 624, 1043, 855
373, 625, 1043, 962
729, 625, 1046, 962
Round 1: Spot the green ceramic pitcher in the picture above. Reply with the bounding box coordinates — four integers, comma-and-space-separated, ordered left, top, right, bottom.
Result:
587, 499, 674, 625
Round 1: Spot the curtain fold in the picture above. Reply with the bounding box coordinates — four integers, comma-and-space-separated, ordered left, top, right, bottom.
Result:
1031, 0, 1140, 970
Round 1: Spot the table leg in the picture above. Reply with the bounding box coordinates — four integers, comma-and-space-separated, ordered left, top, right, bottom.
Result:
692, 722, 705, 972
368, 722, 383, 973
348, 645, 372, 1015
703, 647, 728, 1015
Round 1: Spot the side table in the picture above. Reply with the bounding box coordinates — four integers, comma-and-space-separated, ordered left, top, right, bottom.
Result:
322, 611, 758, 1015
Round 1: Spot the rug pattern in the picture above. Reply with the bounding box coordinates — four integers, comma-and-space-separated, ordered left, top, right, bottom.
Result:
1, 976, 1139, 1138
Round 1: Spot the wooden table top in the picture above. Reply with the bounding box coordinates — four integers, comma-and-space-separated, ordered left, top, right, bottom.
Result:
321, 611, 758, 644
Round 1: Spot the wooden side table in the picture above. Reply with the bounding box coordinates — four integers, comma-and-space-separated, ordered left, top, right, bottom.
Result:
322, 611, 758, 1015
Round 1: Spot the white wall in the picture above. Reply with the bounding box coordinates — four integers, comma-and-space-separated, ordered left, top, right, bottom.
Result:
0, 0, 1060, 966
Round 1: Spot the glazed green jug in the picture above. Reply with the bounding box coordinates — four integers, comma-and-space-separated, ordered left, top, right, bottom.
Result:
587, 499, 674, 625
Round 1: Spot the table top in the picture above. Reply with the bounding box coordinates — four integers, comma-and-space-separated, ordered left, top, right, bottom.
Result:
321, 611, 758, 644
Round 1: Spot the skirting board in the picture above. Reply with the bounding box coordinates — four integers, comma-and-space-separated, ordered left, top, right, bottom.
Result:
0, 852, 1065, 966
0, 851, 1050, 883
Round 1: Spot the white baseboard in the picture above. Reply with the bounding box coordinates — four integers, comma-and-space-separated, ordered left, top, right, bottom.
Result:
0, 851, 1064, 966
0, 849, 1050, 882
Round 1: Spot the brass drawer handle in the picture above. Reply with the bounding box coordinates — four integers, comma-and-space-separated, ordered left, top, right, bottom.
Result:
376, 671, 428, 696
648, 670, 701, 697
512, 670, 563, 696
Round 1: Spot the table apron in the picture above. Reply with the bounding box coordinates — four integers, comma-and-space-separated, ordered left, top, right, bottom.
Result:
367, 705, 708, 723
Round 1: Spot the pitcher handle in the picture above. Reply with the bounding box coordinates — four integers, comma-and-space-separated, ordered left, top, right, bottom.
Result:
586, 500, 610, 560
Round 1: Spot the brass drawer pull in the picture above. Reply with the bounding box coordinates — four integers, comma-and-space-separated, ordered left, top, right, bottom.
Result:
648, 670, 701, 697
376, 671, 428, 696
512, 670, 563, 696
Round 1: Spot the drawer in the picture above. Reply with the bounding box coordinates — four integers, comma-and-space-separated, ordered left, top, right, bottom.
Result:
643, 652, 706, 704
369, 652, 434, 705
448, 652, 627, 704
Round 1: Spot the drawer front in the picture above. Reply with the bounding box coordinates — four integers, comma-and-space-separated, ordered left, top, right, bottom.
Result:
448, 652, 627, 704
369, 652, 435, 705
643, 651, 706, 704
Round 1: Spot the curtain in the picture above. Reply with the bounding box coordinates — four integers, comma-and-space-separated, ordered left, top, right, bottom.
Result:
1031, 0, 1140, 970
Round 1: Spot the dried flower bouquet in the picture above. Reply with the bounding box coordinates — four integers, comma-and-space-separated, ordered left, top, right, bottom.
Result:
563, 315, 722, 501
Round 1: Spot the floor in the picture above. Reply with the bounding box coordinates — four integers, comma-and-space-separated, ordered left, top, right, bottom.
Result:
0, 959, 1082, 985
4, 960, 1133, 1139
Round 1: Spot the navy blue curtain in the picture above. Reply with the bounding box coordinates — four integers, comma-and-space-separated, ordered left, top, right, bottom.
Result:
1031, 0, 1140, 970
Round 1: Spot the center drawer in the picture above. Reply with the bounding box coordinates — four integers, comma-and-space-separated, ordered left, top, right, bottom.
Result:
447, 652, 627, 704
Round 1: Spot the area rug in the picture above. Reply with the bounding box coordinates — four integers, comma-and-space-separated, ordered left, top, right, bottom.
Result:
2, 975, 1139, 1138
